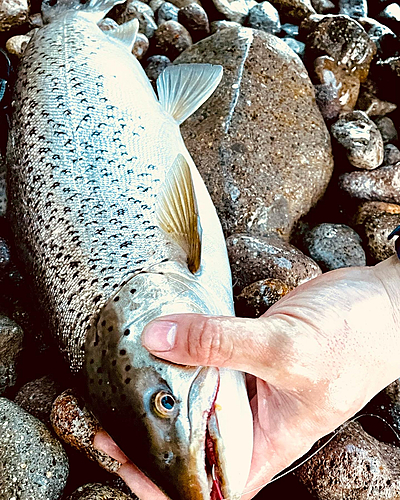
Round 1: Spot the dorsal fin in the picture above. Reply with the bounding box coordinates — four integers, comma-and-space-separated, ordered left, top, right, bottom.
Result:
156, 64, 223, 125
157, 154, 202, 273
104, 18, 139, 51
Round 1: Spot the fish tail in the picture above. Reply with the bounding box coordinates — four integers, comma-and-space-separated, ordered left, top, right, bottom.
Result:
41, 0, 124, 24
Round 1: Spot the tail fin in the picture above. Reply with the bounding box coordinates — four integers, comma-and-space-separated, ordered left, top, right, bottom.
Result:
42, 0, 124, 24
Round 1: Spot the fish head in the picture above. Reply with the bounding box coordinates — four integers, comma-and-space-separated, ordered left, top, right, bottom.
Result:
84, 262, 253, 500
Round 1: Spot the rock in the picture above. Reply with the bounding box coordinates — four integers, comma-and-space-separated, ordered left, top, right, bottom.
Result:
149, 0, 165, 12
353, 201, 400, 262
338, 0, 368, 18
156, 1, 179, 24
98, 17, 119, 31
14, 375, 61, 426
0, 159, 7, 217
176, 27, 334, 240
226, 233, 321, 295
0, 398, 68, 500
5, 32, 33, 58
210, 19, 241, 33
177, 3, 210, 42
297, 422, 400, 500
356, 79, 397, 116
153, 20, 192, 60
29, 12, 43, 28
380, 3, 400, 34
374, 116, 398, 144
0, 315, 23, 395
144, 54, 171, 83
112, 0, 157, 38
383, 144, 400, 165
373, 57, 400, 105
314, 82, 342, 121
302, 15, 376, 81
282, 37, 305, 57
331, 111, 384, 169
67, 483, 133, 500
339, 162, 400, 203
51, 389, 121, 474
301, 223, 366, 271
235, 278, 293, 317
311, 0, 335, 13
168, 0, 201, 8
246, 2, 281, 35
211, 0, 256, 22
280, 22, 299, 36
269, 0, 316, 22
359, 16, 400, 59
0, 0, 29, 32
132, 32, 149, 59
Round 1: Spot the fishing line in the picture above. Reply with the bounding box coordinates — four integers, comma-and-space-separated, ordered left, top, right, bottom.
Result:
224, 412, 400, 500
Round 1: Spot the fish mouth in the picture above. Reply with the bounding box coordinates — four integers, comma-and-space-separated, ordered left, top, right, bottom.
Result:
205, 406, 224, 500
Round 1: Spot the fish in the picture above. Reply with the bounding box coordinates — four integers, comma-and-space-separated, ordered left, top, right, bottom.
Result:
6, 0, 254, 498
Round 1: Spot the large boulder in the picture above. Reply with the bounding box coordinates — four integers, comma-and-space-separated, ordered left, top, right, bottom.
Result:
176, 27, 334, 240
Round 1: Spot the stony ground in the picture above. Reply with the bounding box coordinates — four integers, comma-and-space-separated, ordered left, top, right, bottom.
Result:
0, 0, 400, 497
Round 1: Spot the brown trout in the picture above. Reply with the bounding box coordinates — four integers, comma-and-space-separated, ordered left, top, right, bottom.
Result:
6, 0, 253, 498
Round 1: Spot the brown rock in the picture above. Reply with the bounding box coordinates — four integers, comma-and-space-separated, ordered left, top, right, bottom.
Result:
0, 315, 23, 395
297, 422, 400, 500
269, 0, 316, 22
356, 80, 397, 117
178, 3, 210, 42
153, 20, 192, 60
176, 27, 334, 240
226, 233, 321, 295
210, 19, 241, 33
111, 0, 157, 38
5, 32, 34, 58
0, 0, 29, 32
67, 483, 133, 500
132, 32, 149, 59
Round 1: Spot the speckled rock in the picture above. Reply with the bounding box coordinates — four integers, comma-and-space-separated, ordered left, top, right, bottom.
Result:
144, 54, 171, 83
269, 0, 315, 21
210, 19, 241, 33
246, 2, 281, 35
314, 82, 341, 121
14, 375, 62, 426
360, 16, 400, 59
301, 223, 366, 271
156, 1, 179, 24
353, 201, 400, 262
235, 278, 293, 317
132, 32, 149, 59
339, 162, 400, 203
331, 111, 384, 169
112, 0, 157, 38
5, 32, 34, 57
178, 3, 210, 42
297, 422, 400, 499
226, 233, 321, 295
211, 0, 256, 22
0, 398, 68, 500
356, 79, 397, 116
67, 483, 133, 500
0, 0, 29, 32
176, 27, 334, 240
282, 37, 305, 57
374, 116, 398, 144
153, 20, 192, 60
338, 0, 368, 18
0, 315, 23, 395
311, 0, 335, 13
372, 56, 400, 105
384, 144, 400, 165
51, 389, 121, 474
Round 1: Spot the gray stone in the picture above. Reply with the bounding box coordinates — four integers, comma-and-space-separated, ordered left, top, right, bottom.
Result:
0, 398, 69, 500
314, 82, 341, 121
338, 0, 368, 18
297, 422, 400, 500
311, 0, 335, 13
383, 144, 400, 165
302, 223, 366, 271
246, 2, 281, 35
226, 233, 321, 295
176, 27, 334, 240
149, 0, 165, 12
178, 3, 210, 42
0, 315, 23, 395
211, 0, 256, 23
67, 483, 133, 500
374, 116, 398, 144
331, 111, 384, 169
269, 0, 316, 21
153, 20, 192, 60
144, 54, 171, 83
112, 0, 158, 38
210, 19, 241, 33
168, 0, 201, 8
0, 0, 29, 32
359, 16, 400, 59
132, 32, 149, 59
156, 1, 179, 24
282, 36, 305, 57
280, 22, 299, 36
339, 162, 400, 203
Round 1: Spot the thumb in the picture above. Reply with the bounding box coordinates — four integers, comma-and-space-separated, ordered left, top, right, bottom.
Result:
141, 313, 285, 378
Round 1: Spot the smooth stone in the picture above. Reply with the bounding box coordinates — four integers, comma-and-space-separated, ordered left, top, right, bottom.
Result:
0, 0, 29, 32
132, 32, 149, 59
14, 375, 61, 426
383, 144, 400, 165
380, 3, 400, 34
177, 3, 210, 42
269, 0, 316, 22
235, 278, 293, 317
339, 162, 400, 203
153, 20, 192, 60
314, 82, 341, 121
297, 422, 400, 500
0, 398, 69, 500
28, 12, 43, 28
226, 233, 321, 295
353, 201, 400, 262
98, 17, 119, 30
280, 21, 299, 36
175, 27, 334, 240
211, 0, 256, 23
210, 19, 241, 33
156, 1, 179, 24
338, 0, 368, 18
356, 79, 397, 116
359, 16, 400, 58
374, 116, 398, 144
5, 32, 33, 58
331, 110, 384, 169
311, 0, 335, 13
67, 483, 133, 500
301, 223, 366, 271
0, 315, 23, 395
282, 37, 305, 57
112, 0, 157, 38
144, 54, 171, 83
246, 2, 281, 35
149, 0, 165, 11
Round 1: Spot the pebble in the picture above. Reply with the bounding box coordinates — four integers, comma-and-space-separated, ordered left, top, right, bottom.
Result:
177, 3, 210, 42
280, 21, 299, 36
356, 79, 397, 116
235, 278, 293, 318
380, 3, 400, 34
67, 483, 133, 500
353, 201, 400, 262
383, 143, 400, 165
132, 32, 149, 59
373, 56, 400, 105
269, 0, 315, 22
98, 17, 119, 31
282, 36, 305, 57
301, 223, 366, 271
149, 0, 165, 12
5, 32, 33, 57
360, 16, 400, 59
374, 116, 398, 144
211, 0, 256, 23
14, 375, 61, 426
0, 398, 69, 500
338, 0, 368, 18
331, 110, 384, 170
144, 54, 171, 83
153, 20, 192, 60
246, 2, 281, 35
210, 19, 242, 33
0, 0, 29, 32
311, 0, 335, 13
51, 389, 122, 474
297, 422, 400, 500
176, 27, 334, 240
339, 162, 400, 204
112, 0, 157, 38
226, 233, 321, 295
0, 315, 23, 395
168, 0, 201, 8
314, 82, 342, 121
156, 1, 179, 24
28, 12, 43, 28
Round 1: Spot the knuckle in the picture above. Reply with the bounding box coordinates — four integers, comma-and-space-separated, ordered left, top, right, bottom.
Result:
187, 317, 233, 366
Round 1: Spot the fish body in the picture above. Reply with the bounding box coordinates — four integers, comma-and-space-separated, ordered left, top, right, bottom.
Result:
7, 0, 253, 498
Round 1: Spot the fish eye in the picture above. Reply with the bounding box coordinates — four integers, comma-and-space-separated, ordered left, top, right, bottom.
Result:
153, 391, 176, 418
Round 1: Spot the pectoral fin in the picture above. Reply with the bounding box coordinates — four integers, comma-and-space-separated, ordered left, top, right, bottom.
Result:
157, 154, 202, 273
